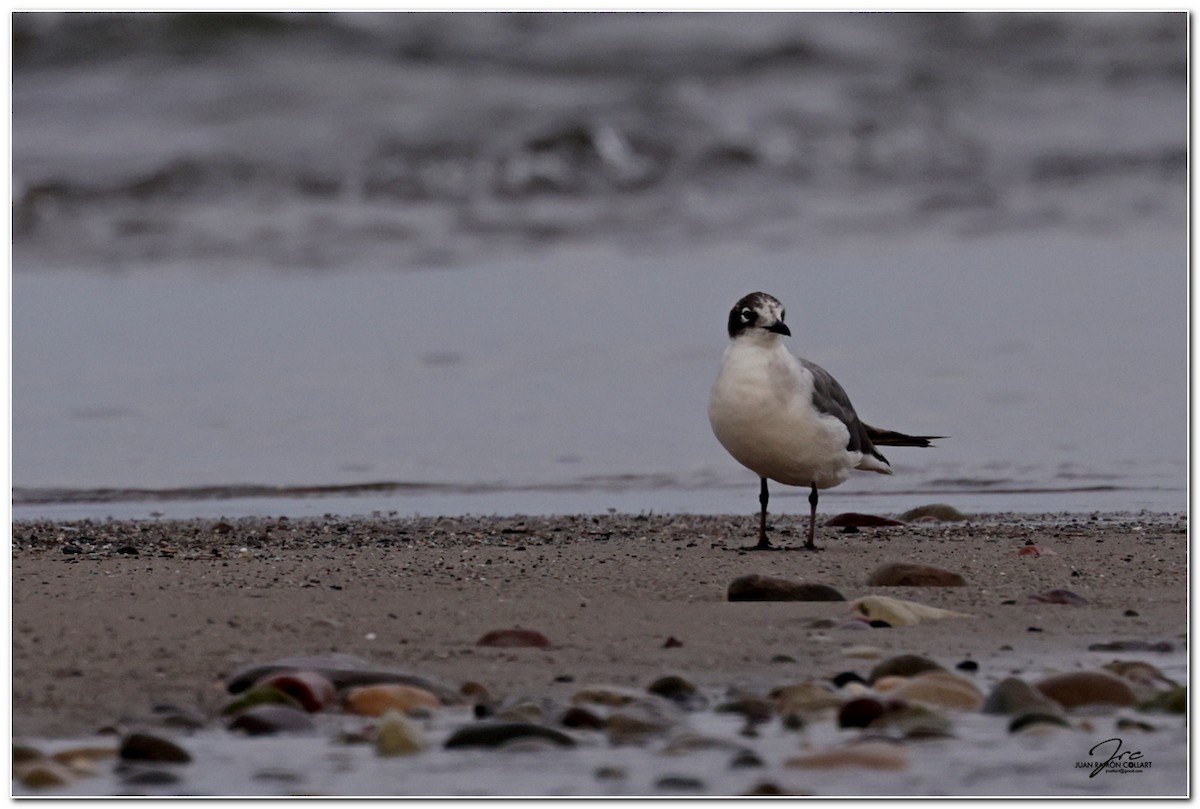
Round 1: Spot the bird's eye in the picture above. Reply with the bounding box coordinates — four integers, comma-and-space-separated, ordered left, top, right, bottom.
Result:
781, 310, 786, 321
740, 308, 755, 323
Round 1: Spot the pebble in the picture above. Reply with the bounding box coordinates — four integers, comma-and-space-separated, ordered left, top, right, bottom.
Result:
842, 645, 884, 659
221, 684, 305, 716
15, 761, 75, 788
715, 695, 775, 723
344, 684, 442, 717
1139, 685, 1186, 714
559, 706, 604, 729
872, 703, 954, 739
118, 766, 182, 786
785, 741, 910, 771
889, 670, 984, 710
373, 710, 427, 756
254, 671, 338, 712
824, 513, 906, 527
647, 674, 705, 710
838, 697, 887, 728
727, 575, 845, 602
869, 654, 945, 683
1027, 589, 1089, 606
1034, 671, 1137, 709
476, 628, 552, 648
226, 704, 317, 735
656, 775, 706, 791
982, 677, 1063, 716
1008, 712, 1071, 733
850, 596, 971, 626
772, 681, 843, 715
226, 655, 461, 703
13, 744, 43, 764
832, 671, 867, 688
51, 746, 118, 770
1087, 639, 1174, 653
444, 722, 576, 749
867, 562, 965, 587
118, 732, 192, 764
899, 504, 966, 522
572, 685, 645, 707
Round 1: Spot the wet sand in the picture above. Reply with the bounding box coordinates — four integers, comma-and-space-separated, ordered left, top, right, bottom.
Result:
12, 511, 1186, 741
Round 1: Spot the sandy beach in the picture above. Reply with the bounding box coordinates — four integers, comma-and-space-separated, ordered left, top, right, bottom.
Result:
11, 509, 1187, 796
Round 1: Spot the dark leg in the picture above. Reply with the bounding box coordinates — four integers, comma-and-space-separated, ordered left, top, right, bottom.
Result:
756, 477, 773, 549
805, 483, 822, 551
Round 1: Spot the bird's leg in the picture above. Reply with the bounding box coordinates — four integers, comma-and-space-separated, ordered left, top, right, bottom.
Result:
756, 477, 773, 549
805, 483, 823, 551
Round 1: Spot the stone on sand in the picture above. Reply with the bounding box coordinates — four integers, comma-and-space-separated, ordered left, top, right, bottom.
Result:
867, 562, 966, 587
727, 575, 845, 602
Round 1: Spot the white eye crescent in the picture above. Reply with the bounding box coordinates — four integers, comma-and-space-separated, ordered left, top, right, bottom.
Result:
740, 308, 754, 321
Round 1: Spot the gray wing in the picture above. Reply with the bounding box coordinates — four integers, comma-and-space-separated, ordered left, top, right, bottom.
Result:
800, 358, 889, 465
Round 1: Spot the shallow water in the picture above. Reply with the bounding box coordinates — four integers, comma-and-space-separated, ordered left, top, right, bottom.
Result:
12, 12, 1187, 517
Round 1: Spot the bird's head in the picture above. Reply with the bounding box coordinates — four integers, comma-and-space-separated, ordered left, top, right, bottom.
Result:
727, 292, 791, 340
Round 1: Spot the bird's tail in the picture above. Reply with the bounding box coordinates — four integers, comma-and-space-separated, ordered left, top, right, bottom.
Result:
864, 425, 944, 448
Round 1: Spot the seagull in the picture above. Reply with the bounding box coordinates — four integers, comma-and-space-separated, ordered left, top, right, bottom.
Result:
708, 291, 941, 551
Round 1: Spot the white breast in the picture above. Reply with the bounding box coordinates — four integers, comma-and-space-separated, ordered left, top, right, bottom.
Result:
708, 340, 861, 490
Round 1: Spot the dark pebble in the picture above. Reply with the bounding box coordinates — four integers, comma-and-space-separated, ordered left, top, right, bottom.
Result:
771, 654, 797, 664
1027, 589, 1088, 606
477, 629, 552, 648
444, 722, 576, 749
867, 562, 966, 587
838, 697, 886, 729
1087, 640, 1174, 653
116, 546, 139, 555
841, 526, 860, 534
832, 671, 866, 688
731, 749, 764, 768
1027, 627, 1043, 633
119, 733, 192, 764
1123, 610, 1139, 617
226, 704, 316, 736
715, 696, 774, 723
956, 660, 979, 673
647, 675, 705, 709
727, 574, 844, 602
662, 636, 684, 648
869, 655, 944, 683
825, 512, 905, 527
62, 544, 83, 554
1008, 712, 1070, 733
868, 620, 892, 628
656, 775, 705, 791
560, 706, 604, 730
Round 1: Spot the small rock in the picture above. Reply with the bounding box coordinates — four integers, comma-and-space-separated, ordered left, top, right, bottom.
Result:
899, 504, 966, 522
444, 722, 575, 749
955, 660, 979, 673
825, 513, 906, 527
869, 654, 945, 683
13, 744, 43, 764
61, 544, 83, 555
1139, 685, 1186, 714
477, 628, 551, 648
983, 677, 1063, 716
731, 749, 765, 768
572, 685, 645, 707
374, 710, 427, 756
867, 562, 965, 587
51, 746, 118, 770
851, 596, 971, 626
1117, 718, 1157, 732
773, 681, 843, 715
662, 636, 684, 648
843, 645, 884, 659
655, 775, 705, 792
344, 684, 441, 717
1018, 545, 1056, 557
255, 671, 338, 713
119, 733, 192, 764
786, 741, 910, 771
1034, 671, 1137, 709
226, 704, 316, 735
872, 703, 954, 739
594, 766, 626, 781
728, 574, 844, 602
560, 706, 604, 729
715, 695, 775, 723
838, 697, 887, 728
1008, 712, 1071, 733
889, 670, 984, 710
116, 545, 139, 555
832, 671, 867, 688
221, 684, 304, 716
647, 675, 706, 710
1027, 589, 1088, 606
15, 761, 74, 788
1087, 640, 1174, 653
